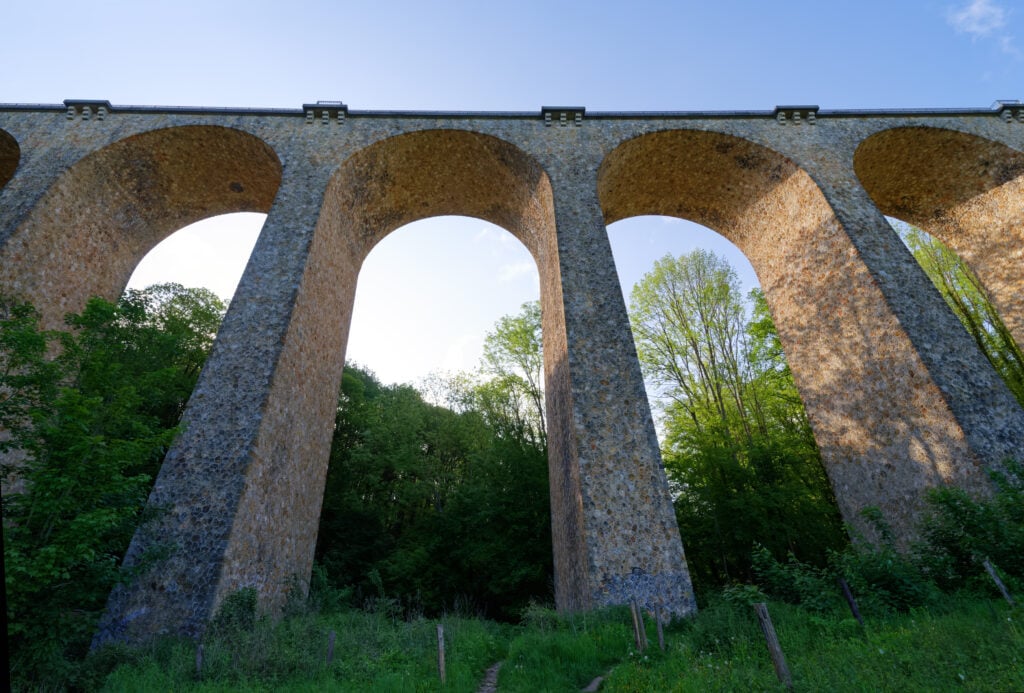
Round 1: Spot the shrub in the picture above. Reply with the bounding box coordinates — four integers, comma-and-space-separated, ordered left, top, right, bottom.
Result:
750, 545, 838, 612
207, 587, 259, 638
915, 460, 1024, 594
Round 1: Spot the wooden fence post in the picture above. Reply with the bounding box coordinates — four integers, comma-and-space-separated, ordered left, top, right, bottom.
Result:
753, 603, 792, 689
982, 559, 1016, 606
838, 577, 864, 626
326, 630, 336, 665
630, 599, 648, 651
195, 643, 204, 680
436, 623, 446, 685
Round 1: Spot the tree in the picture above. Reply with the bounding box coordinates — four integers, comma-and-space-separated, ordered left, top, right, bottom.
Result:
629, 250, 845, 590
314, 363, 552, 620
1, 285, 224, 688
895, 222, 1024, 407
629, 250, 758, 447
315, 301, 554, 619
477, 301, 546, 448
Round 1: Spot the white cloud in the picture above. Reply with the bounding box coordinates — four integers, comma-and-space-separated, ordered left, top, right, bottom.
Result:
948, 0, 1006, 37
472, 224, 513, 246
441, 333, 484, 373
497, 261, 536, 282
999, 34, 1024, 58
947, 0, 1020, 58
472, 226, 497, 243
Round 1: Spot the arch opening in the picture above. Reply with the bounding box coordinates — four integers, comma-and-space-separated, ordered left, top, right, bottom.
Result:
308, 129, 557, 422
606, 212, 846, 590
0, 125, 282, 329
598, 128, 989, 545
0, 140, 278, 650
888, 216, 1024, 407
855, 127, 1024, 350
0, 128, 19, 191
125, 212, 266, 304
314, 214, 553, 619
311, 131, 558, 617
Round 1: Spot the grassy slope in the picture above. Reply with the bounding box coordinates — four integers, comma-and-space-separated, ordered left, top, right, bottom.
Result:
599, 598, 1024, 692
96, 596, 1023, 692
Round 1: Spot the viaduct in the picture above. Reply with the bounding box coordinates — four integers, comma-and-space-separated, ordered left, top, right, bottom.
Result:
0, 100, 1022, 643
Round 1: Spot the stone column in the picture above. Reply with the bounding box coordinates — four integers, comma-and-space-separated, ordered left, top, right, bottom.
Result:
835, 179, 1024, 464
95, 157, 357, 644
539, 161, 696, 619
791, 172, 1024, 542
0, 122, 69, 251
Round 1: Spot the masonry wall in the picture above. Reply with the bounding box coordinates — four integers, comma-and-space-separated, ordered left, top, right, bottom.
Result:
1, 102, 1022, 642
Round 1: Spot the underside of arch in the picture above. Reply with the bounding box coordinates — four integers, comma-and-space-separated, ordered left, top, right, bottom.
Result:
854, 127, 1024, 347
0, 129, 18, 190
598, 128, 991, 541
0, 125, 282, 328
599, 129, 845, 326
326, 128, 554, 263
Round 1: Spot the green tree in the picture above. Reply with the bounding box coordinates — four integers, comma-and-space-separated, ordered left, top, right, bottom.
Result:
630, 250, 759, 447
1, 285, 224, 688
895, 221, 1024, 407
629, 250, 845, 591
477, 301, 546, 448
422, 300, 546, 453
315, 301, 554, 619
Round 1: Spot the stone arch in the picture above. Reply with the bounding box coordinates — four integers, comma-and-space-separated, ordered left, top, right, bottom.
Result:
326, 128, 553, 263
598, 128, 990, 539
308, 128, 556, 481
209, 129, 561, 611
0, 128, 18, 191
301, 129, 556, 478
0, 125, 282, 328
854, 126, 1024, 349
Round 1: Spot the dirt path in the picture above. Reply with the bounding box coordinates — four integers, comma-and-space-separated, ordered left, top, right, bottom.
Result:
475, 660, 606, 691
476, 661, 502, 692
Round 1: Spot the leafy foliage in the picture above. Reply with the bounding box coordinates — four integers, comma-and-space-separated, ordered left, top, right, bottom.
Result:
629, 250, 846, 591
96, 592, 1024, 692
915, 460, 1024, 593
895, 220, 1024, 407
457, 301, 547, 448
315, 301, 553, 620
603, 595, 1024, 692
751, 465, 1024, 617
1, 284, 225, 689
207, 587, 259, 638
314, 364, 552, 621
102, 608, 509, 692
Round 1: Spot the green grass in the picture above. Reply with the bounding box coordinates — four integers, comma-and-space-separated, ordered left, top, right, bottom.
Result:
97, 610, 507, 692
601, 597, 1024, 692
89, 596, 1024, 692
497, 606, 635, 691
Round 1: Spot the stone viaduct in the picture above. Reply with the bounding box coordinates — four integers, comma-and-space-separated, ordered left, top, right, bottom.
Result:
1, 100, 1022, 643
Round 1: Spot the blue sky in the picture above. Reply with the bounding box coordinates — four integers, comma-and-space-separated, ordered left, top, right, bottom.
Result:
3, 0, 1021, 385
